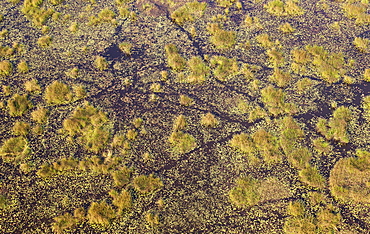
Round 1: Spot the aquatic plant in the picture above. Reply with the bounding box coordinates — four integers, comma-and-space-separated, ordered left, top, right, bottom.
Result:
24, 79, 41, 93
109, 189, 132, 213
171, 1, 207, 25
0, 60, 13, 76
94, 56, 109, 71
168, 131, 197, 154
265, 0, 304, 16
299, 165, 326, 189
37, 35, 52, 47
165, 44, 186, 71
210, 56, 238, 81
353, 37, 369, 52
133, 174, 163, 194
17, 61, 29, 73
51, 212, 78, 234
0, 137, 29, 163
8, 94, 32, 116
44, 80, 72, 105
111, 167, 131, 187
31, 107, 48, 123
63, 104, 110, 152
229, 176, 260, 207
186, 56, 210, 83
200, 112, 219, 128
119, 42, 133, 56
279, 22, 295, 33
330, 150, 370, 203
12, 121, 30, 136
87, 201, 115, 225
208, 24, 236, 50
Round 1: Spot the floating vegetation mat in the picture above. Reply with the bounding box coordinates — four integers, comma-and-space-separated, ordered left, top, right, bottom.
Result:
0, 0, 370, 233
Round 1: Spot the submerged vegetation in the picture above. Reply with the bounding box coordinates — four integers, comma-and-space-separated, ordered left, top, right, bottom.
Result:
0, 0, 369, 233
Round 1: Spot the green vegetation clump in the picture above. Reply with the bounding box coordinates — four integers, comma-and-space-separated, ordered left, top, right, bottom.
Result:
37, 164, 56, 178
252, 129, 282, 164
63, 104, 111, 152
284, 196, 341, 233
248, 106, 268, 122
171, 1, 207, 25
0, 137, 29, 163
200, 112, 219, 128
165, 44, 186, 71
279, 116, 304, 156
283, 215, 316, 234
51, 212, 78, 234
0, 46, 14, 57
119, 42, 132, 56
87, 201, 115, 225
146, 211, 160, 228
168, 131, 197, 154
269, 68, 291, 87
73, 85, 86, 99
66, 67, 79, 78
179, 94, 194, 106
37, 35, 52, 47
279, 22, 295, 33
266, 48, 285, 67
296, 78, 313, 92
364, 68, 370, 82
186, 56, 210, 83
342, 2, 370, 25
261, 86, 296, 115
172, 115, 187, 131
353, 37, 369, 52
69, 22, 78, 33
31, 107, 48, 123
21, 0, 54, 27
7, 94, 32, 116
24, 79, 41, 93
44, 80, 73, 105
132, 118, 143, 129
89, 8, 116, 25
109, 189, 132, 213
287, 200, 305, 217
0, 195, 9, 210
12, 121, 30, 136
229, 176, 260, 207
52, 157, 79, 171
299, 165, 326, 189
208, 24, 236, 50
313, 137, 332, 155
363, 95, 370, 119
111, 167, 132, 187
230, 129, 283, 164
316, 208, 341, 233
306, 45, 346, 83
0, 60, 13, 76
230, 133, 255, 156
210, 56, 238, 81
95, 56, 109, 71
17, 61, 29, 73
288, 147, 312, 169
2, 85, 11, 96
133, 174, 163, 194
316, 106, 351, 143
264, 0, 304, 16
0, 29, 8, 39
330, 150, 370, 203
